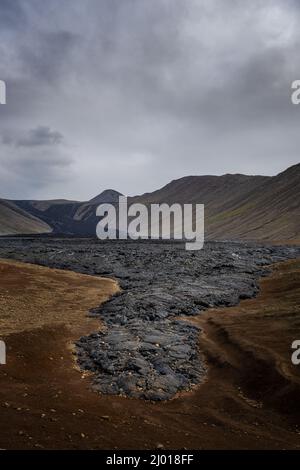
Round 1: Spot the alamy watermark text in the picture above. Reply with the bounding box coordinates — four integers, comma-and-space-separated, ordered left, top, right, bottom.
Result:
96, 197, 204, 251
0, 80, 6, 104
0, 340, 6, 365
291, 80, 300, 104
291, 340, 300, 365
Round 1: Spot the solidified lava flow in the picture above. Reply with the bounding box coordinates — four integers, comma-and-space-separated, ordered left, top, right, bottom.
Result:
0, 239, 298, 400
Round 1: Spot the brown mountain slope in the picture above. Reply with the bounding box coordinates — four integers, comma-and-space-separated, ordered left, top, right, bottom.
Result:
0, 200, 52, 236
131, 163, 300, 242
131, 173, 269, 206
205, 163, 300, 241
4, 163, 300, 241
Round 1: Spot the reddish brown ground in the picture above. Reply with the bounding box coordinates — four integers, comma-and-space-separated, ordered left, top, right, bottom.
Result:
0, 258, 300, 450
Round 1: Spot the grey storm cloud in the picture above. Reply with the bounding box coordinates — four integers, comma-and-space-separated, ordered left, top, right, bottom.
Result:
0, 0, 299, 200
0, 125, 72, 198
2, 126, 64, 147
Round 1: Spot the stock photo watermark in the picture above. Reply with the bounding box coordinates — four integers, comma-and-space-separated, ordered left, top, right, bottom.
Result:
0, 340, 6, 365
96, 196, 204, 251
291, 340, 300, 366
291, 80, 300, 105
0, 80, 6, 104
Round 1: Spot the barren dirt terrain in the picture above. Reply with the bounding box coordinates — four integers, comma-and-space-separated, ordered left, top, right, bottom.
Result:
0, 239, 298, 401
0, 257, 300, 449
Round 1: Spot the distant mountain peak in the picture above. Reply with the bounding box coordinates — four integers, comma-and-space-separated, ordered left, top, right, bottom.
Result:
89, 189, 123, 204
2, 163, 299, 240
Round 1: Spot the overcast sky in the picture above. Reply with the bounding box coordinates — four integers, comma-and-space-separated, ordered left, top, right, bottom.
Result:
0, 0, 299, 200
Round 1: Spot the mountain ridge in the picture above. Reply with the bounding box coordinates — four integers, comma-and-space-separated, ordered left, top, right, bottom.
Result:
0, 199, 52, 236
1, 163, 299, 241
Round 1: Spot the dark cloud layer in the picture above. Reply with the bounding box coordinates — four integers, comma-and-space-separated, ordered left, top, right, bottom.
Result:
3, 126, 64, 147
0, 0, 299, 199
